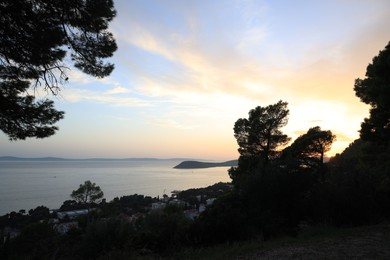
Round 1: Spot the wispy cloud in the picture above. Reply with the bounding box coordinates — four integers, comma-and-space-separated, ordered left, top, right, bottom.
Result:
113, 0, 390, 110
105, 87, 130, 95
148, 119, 197, 130
66, 69, 95, 85
333, 132, 354, 143
292, 130, 306, 136
61, 88, 151, 107
308, 119, 323, 123
7, 0, 390, 161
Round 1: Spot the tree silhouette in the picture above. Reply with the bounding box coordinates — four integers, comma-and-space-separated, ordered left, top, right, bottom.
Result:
354, 41, 390, 145
230, 101, 290, 186
233, 100, 290, 164
71, 180, 104, 206
0, 0, 117, 140
284, 126, 336, 169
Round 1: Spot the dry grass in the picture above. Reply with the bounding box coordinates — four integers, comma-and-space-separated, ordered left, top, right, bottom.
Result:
176, 223, 390, 260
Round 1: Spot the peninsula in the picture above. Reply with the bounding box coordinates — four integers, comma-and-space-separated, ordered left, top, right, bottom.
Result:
173, 160, 238, 169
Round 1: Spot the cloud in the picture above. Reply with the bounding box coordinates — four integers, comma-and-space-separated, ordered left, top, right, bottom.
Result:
108, 116, 133, 122
116, 27, 286, 107
66, 69, 95, 85
119, 30, 272, 104
113, 3, 272, 99
332, 132, 354, 143
238, 26, 268, 51
127, 27, 175, 61
105, 87, 130, 95
61, 88, 151, 107
83, 0, 390, 112
56, 64, 144, 106
308, 119, 323, 123
93, 0, 388, 157
148, 119, 196, 130
292, 130, 306, 136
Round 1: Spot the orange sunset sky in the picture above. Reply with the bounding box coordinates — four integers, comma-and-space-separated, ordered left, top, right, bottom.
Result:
1, 0, 390, 160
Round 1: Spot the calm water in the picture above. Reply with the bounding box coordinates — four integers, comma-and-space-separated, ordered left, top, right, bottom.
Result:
0, 159, 231, 215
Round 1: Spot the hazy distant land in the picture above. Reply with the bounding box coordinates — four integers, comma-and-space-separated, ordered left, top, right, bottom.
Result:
0, 156, 189, 161
173, 160, 238, 169
0, 156, 238, 170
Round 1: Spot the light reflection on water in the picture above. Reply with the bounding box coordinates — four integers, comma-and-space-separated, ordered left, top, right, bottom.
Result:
0, 159, 231, 215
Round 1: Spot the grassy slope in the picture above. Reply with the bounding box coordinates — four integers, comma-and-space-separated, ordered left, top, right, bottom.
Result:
175, 223, 390, 259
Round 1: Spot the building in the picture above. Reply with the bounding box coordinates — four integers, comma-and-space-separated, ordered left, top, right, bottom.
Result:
57, 209, 92, 219
54, 222, 78, 234
151, 202, 166, 210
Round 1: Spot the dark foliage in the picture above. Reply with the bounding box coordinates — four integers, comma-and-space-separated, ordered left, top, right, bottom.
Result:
0, 206, 51, 230
233, 100, 290, 162
176, 182, 232, 206
197, 164, 314, 244
134, 205, 192, 255
230, 100, 290, 187
193, 191, 249, 244
71, 180, 104, 205
0, 0, 117, 140
324, 140, 390, 225
354, 41, 390, 145
77, 218, 135, 259
1, 222, 60, 260
283, 126, 335, 170
100, 194, 157, 217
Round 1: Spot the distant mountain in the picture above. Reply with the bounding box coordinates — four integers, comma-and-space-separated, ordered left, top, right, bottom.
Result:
0, 156, 68, 161
174, 160, 238, 169
0, 156, 195, 161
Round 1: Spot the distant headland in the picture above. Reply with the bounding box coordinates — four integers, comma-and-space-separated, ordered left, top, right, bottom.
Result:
174, 160, 238, 169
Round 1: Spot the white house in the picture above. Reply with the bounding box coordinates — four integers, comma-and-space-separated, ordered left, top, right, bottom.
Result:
206, 198, 216, 206
54, 221, 78, 234
151, 202, 166, 210
57, 209, 92, 219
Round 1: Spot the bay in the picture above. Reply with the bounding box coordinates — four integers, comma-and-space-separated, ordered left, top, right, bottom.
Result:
0, 159, 231, 215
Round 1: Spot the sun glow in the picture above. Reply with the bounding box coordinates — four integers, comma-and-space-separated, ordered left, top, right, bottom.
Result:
1, 0, 389, 160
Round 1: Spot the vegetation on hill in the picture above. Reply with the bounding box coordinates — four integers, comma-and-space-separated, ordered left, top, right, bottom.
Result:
173, 160, 238, 169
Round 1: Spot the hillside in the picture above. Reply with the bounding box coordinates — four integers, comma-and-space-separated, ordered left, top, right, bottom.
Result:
180, 223, 390, 259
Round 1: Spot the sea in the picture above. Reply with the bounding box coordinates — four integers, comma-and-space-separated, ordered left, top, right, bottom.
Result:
0, 159, 232, 215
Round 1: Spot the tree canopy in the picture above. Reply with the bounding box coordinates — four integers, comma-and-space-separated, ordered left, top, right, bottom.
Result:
0, 0, 117, 140
229, 101, 290, 186
71, 180, 104, 205
354, 41, 390, 145
283, 126, 336, 169
233, 100, 290, 164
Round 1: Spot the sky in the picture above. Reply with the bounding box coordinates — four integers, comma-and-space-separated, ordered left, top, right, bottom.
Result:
1, 0, 390, 160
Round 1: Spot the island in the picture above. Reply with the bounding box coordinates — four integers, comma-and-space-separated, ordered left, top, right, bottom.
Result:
173, 160, 238, 169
